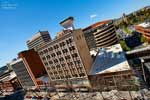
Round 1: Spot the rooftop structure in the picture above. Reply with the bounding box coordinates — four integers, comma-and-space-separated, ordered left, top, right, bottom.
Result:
59, 16, 74, 30
89, 44, 131, 75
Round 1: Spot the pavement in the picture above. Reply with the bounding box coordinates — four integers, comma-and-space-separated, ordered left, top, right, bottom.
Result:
1, 89, 150, 100
24, 90, 150, 100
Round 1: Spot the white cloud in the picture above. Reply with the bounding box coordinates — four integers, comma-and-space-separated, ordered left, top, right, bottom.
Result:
90, 14, 97, 19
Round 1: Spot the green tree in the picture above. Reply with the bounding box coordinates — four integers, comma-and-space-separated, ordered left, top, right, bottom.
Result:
120, 40, 131, 51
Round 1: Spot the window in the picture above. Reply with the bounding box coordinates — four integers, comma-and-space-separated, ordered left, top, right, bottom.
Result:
49, 72, 53, 75
42, 57, 46, 61
47, 67, 50, 70
62, 64, 65, 67
75, 60, 80, 64
48, 47, 53, 51
54, 71, 57, 74
79, 73, 85, 77
68, 38, 72, 43
56, 65, 61, 69
59, 57, 64, 62
54, 59, 58, 63
54, 44, 59, 49
44, 62, 48, 66
43, 49, 48, 53
72, 53, 78, 58
69, 46, 75, 51
62, 42, 65, 46
46, 55, 50, 59
66, 40, 69, 44
66, 38, 72, 44
39, 51, 43, 55
51, 66, 55, 69
51, 77, 55, 80
79, 35, 82, 39
49, 61, 53, 64
59, 42, 65, 47
68, 62, 73, 66
62, 49, 68, 53
56, 51, 61, 55
51, 53, 56, 57
65, 55, 71, 60
59, 43, 62, 47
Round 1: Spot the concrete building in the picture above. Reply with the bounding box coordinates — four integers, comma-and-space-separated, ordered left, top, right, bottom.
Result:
134, 22, 150, 43
88, 44, 135, 90
9, 58, 36, 89
9, 49, 47, 89
37, 17, 92, 87
26, 31, 52, 51
83, 20, 118, 50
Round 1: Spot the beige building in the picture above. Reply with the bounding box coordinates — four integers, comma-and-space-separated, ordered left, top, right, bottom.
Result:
26, 31, 52, 51
38, 29, 92, 86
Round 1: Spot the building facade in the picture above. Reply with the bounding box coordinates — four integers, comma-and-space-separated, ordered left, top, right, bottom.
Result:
10, 58, 36, 89
26, 31, 52, 51
38, 29, 92, 86
88, 44, 135, 90
83, 20, 118, 50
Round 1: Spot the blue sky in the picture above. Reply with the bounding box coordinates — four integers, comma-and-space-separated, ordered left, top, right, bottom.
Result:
0, 0, 150, 66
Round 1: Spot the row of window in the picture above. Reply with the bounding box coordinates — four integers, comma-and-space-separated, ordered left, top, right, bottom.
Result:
39, 38, 73, 55
43, 52, 79, 64
41, 46, 76, 59
44, 57, 80, 67
50, 72, 86, 80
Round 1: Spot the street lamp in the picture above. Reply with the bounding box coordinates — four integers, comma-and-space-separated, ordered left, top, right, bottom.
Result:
141, 59, 147, 83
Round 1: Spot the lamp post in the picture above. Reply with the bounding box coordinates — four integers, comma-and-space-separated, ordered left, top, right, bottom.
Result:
141, 59, 147, 84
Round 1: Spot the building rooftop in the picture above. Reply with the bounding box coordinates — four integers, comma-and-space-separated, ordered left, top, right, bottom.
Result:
26, 31, 49, 43
83, 20, 111, 31
89, 44, 131, 75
